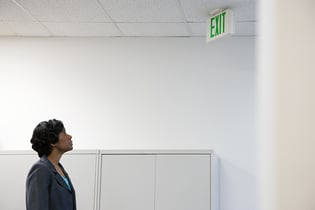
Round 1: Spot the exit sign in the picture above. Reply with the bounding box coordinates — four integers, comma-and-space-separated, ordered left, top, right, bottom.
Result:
207, 9, 234, 42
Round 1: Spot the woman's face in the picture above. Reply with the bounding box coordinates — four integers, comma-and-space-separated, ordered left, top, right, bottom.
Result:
54, 129, 73, 153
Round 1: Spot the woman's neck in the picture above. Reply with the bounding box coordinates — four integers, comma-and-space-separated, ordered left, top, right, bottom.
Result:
47, 151, 66, 177
47, 150, 63, 167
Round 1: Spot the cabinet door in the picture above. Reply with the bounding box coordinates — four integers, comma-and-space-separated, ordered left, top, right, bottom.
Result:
62, 153, 98, 210
100, 155, 155, 210
155, 155, 211, 210
0, 153, 38, 210
0, 152, 97, 210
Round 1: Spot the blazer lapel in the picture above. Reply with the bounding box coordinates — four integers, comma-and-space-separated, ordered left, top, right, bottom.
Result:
41, 156, 73, 192
55, 174, 72, 192
59, 163, 74, 192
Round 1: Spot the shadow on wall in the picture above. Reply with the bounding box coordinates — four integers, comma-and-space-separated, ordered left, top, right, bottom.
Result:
219, 159, 257, 210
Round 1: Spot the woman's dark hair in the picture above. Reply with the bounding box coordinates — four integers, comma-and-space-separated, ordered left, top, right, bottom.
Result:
30, 119, 64, 157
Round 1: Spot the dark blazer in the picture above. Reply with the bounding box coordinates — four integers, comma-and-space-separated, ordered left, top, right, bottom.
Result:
26, 156, 76, 210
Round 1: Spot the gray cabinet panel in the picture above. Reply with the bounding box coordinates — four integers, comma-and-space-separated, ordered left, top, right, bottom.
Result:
155, 155, 211, 210
0, 151, 97, 210
100, 155, 155, 210
63, 152, 98, 210
0, 153, 37, 210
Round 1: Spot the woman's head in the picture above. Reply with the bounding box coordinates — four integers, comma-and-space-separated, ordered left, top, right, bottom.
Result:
30, 119, 71, 157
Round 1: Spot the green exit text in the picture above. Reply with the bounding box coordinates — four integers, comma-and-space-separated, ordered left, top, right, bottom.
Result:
210, 11, 226, 38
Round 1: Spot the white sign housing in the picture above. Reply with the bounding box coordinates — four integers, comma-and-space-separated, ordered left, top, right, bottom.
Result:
207, 9, 234, 42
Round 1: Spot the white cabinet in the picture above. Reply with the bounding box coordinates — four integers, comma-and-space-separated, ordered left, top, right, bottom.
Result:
0, 150, 98, 210
99, 151, 218, 210
63, 151, 98, 210
0, 152, 37, 210
155, 155, 211, 210
100, 155, 155, 210
0, 150, 218, 210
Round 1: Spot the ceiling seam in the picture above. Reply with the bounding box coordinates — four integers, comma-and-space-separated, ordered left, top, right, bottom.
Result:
10, 0, 54, 36
236, 20, 256, 23
96, 0, 124, 36
176, 0, 193, 36
0, 20, 206, 24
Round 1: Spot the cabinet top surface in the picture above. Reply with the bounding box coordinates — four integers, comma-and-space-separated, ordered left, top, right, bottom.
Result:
99, 149, 213, 154
0, 149, 214, 155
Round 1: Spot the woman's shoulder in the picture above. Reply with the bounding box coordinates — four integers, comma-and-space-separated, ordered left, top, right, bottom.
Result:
28, 157, 55, 175
26, 158, 56, 187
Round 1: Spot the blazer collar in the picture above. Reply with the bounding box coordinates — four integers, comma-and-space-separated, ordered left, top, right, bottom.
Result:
40, 156, 57, 172
40, 156, 73, 192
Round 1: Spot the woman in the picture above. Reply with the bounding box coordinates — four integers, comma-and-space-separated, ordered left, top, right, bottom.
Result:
26, 119, 76, 210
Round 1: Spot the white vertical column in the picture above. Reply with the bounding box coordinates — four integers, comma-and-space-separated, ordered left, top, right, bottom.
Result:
258, 0, 315, 210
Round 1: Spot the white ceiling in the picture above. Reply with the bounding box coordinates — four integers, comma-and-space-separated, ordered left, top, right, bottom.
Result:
0, 0, 256, 37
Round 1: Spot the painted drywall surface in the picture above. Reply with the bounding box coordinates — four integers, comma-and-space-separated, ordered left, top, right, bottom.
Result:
0, 37, 256, 210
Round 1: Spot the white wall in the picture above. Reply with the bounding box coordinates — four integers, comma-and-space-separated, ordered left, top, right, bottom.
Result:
0, 37, 256, 210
